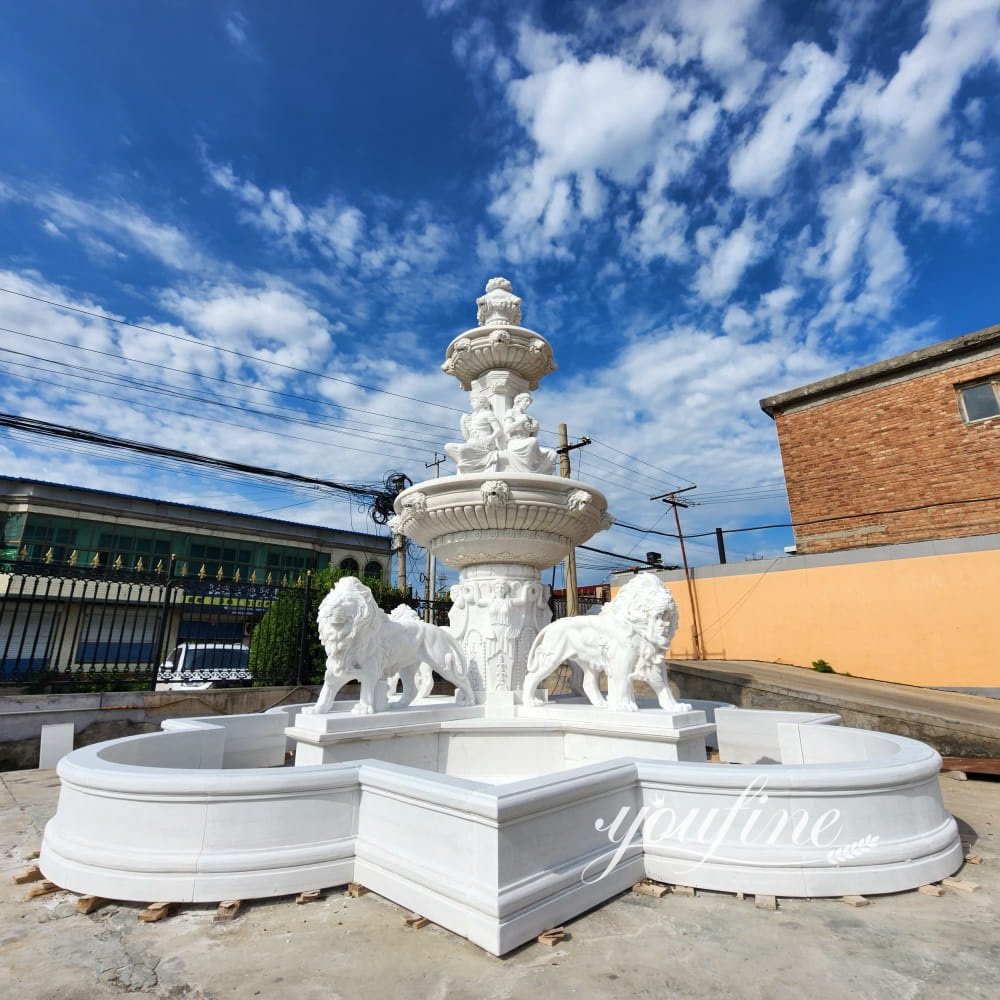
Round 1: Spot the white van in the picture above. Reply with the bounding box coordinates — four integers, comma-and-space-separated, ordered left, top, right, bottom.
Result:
154, 643, 251, 691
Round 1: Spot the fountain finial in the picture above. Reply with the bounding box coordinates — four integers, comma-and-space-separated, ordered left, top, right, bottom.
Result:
477, 277, 521, 327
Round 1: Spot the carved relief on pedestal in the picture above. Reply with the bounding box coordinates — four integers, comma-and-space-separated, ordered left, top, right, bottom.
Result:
448, 576, 552, 693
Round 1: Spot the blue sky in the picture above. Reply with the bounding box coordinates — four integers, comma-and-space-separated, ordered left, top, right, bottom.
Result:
2, 0, 1000, 585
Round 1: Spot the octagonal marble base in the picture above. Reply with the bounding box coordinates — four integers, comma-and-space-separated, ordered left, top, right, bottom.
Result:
39, 702, 963, 956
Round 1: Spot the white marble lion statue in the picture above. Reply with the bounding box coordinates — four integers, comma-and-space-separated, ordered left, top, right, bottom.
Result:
522, 573, 690, 713
307, 577, 474, 715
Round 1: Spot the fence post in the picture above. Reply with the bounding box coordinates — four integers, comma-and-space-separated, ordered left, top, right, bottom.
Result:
295, 570, 313, 687
150, 555, 178, 691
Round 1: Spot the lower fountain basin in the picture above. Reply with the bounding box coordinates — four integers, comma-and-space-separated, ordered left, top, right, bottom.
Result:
39, 702, 963, 956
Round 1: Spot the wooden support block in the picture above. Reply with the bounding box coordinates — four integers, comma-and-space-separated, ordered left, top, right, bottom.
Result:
215, 900, 242, 921
672, 884, 697, 898
27, 849, 41, 860
404, 913, 430, 929
138, 902, 173, 922
918, 884, 946, 897
632, 880, 670, 898
76, 895, 109, 914
965, 854, 983, 865
24, 880, 60, 901
345, 882, 369, 898
942, 877, 979, 893
295, 889, 323, 904
754, 894, 778, 910
13, 864, 44, 885
841, 895, 870, 908
537, 927, 566, 947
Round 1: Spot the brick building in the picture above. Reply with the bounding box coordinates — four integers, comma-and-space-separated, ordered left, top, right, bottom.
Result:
760, 322, 1000, 555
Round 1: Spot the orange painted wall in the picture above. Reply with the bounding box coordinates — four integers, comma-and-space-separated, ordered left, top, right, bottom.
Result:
628, 547, 1000, 688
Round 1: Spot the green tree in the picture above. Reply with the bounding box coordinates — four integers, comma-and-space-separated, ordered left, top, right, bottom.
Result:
248, 569, 409, 686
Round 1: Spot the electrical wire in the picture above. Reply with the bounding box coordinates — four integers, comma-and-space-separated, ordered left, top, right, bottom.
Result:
0, 324, 458, 437
0, 286, 465, 413
0, 354, 446, 453
0, 412, 385, 500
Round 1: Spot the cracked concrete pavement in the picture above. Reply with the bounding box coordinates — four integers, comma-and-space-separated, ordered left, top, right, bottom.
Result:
1, 768, 998, 1000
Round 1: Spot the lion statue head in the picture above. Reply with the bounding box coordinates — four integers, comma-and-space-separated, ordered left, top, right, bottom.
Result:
602, 573, 679, 662
388, 603, 421, 624
316, 576, 381, 674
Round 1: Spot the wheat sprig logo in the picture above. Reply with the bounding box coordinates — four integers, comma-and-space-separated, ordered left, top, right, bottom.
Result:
827, 835, 880, 865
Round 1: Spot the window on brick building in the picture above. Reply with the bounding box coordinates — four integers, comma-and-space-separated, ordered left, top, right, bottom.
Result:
957, 379, 1000, 423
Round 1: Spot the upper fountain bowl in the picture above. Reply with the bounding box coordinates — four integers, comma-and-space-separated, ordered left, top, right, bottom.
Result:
441, 277, 557, 391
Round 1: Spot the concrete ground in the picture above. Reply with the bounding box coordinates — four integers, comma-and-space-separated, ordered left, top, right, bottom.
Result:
1, 768, 997, 1000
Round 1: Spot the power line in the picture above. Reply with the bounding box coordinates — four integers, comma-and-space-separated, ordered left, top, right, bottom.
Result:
0, 411, 387, 501
0, 323, 458, 437
1, 370, 424, 465
587, 437, 696, 487
0, 353, 446, 453
0, 286, 465, 414
684, 493, 1000, 538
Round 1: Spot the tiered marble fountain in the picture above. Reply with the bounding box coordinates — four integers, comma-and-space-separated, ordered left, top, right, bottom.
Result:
39, 280, 964, 956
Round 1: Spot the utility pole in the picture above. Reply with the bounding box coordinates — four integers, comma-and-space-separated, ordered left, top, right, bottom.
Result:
556, 424, 592, 617
651, 485, 702, 659
423, 452, 445, 621
393, 532, 408, 596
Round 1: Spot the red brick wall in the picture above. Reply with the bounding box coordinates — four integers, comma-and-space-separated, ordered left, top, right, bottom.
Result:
774, 354, 1000, 553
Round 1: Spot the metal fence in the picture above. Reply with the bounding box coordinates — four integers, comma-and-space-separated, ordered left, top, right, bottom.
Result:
1, 557, 597, 693
0, 559, 325, 691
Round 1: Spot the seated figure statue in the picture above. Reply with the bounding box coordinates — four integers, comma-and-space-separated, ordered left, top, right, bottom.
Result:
503, 392, 556, 475
444, 394, 504, 474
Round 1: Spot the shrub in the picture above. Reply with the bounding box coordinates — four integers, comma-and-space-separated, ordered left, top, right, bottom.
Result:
811, 659, 835, 673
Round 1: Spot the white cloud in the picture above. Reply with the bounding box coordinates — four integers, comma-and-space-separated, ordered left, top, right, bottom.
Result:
32, 191, 206, 271
204, 157, 453, 277
507, 52, 677, 181
806, 169, 882, 284
160, 282, 336, 375
729, 42, 847, 196
631, 197, 689, 265
854, 200, 908, 320
855, 0, 1000, 182
666, 0, 767, 111
225, 11, 250, 49
694, 216, 767, 302
488, 32, 690, 257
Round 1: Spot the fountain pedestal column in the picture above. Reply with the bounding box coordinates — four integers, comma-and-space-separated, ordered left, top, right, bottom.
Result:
447, 564, 551, 699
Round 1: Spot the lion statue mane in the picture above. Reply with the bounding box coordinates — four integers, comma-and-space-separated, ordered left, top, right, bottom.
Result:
307, 576, 474, 715
522, 573, 690, 713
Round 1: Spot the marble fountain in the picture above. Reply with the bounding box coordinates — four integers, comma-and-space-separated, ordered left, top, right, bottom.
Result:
40, 279, 963, 956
